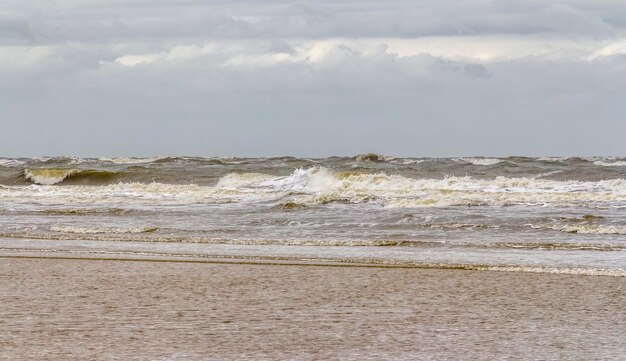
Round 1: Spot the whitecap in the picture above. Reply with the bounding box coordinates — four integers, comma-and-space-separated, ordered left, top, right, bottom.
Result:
594, 160, 626, 167
0, 158, 24, 167
458, 158, 502, 166
537, 157, 569, 163
99, 157, 163, 164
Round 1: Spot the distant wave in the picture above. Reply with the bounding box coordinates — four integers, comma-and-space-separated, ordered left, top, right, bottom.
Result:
4, 156, 625, 187
354, 153, 394, 162
537, 157, 570, 163
0, 159, 24, 167
99, 157, 164, 164
457, 158, 503, 166
150, 156, 227, 165
34, 156, 84, 164
594, 160, 626, 167
23, 168, 120, 185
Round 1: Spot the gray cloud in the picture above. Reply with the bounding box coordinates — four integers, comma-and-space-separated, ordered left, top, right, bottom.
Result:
1, 1, 625, 156
2, 0, 625, 44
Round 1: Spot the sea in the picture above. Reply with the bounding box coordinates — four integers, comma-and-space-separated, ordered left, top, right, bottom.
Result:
1, 155, 625, 276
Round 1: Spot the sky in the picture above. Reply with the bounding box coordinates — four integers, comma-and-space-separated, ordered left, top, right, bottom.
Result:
1, 0, 625, 157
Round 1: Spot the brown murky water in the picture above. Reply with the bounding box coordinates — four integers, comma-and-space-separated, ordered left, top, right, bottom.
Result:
1, 257, 625, 360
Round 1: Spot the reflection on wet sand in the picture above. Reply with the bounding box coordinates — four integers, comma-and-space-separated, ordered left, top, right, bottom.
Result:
2, 257, 624, 360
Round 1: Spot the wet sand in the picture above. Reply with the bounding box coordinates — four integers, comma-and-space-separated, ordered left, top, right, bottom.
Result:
1, 257, 625, 360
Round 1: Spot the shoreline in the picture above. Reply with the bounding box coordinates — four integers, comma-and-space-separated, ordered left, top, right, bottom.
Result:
1, 248, 624, 277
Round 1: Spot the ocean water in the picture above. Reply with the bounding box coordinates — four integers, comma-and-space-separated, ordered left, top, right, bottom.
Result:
1, 155, 625, 276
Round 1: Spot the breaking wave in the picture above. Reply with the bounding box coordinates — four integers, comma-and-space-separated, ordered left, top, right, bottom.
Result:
243, 167, 625, 207
216, 172, 277, 188
24, 168, 81, 185
2, 167, 624, 207
23, 168, 120, 185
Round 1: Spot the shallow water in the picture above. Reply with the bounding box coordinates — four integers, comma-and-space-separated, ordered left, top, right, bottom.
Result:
1, 155, 624, 274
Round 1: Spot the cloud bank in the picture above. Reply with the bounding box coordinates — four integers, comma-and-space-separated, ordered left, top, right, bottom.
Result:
1, 0, 625, 156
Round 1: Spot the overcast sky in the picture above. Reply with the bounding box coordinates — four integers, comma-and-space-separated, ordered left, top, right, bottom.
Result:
1, 0, 625, 157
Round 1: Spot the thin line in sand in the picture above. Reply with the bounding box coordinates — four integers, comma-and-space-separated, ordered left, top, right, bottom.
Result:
1, 249, 623, 276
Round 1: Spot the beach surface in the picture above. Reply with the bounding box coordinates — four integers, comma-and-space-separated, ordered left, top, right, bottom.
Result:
1, 256, 624, 360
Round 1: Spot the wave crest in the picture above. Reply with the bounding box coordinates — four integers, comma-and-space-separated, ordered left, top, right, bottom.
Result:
355, 153, 394, 162
99, 157, 163, 164
216, 172, 276, 188
23, 168, 119, 185
24, 168, 82, 185
458, 158, 503, 166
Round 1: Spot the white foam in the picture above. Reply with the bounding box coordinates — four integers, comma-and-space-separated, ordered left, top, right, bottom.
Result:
216, 172, 277, 188
0, 181, 282, 206
99, 157, 163, 164
476, 265, 625, 277
0, 158, 24, 167
594, 160, 626, 167
458, 158, 502, 166
550, 224, 626, 235
537, 157, 569, 163
32, 157, 84, 164
258, 167, 336, 193
391, 159, 428, 165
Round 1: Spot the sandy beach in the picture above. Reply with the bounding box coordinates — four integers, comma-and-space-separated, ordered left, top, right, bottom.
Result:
1, 256, 624, 360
